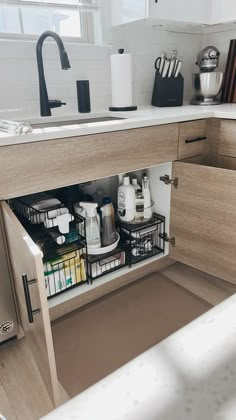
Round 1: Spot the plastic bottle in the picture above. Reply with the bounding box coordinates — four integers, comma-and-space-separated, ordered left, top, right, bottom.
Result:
132, 177, 141, 192
142, 175, 153, 220
101, 198, 117, 246
135, 189, 144, 222
117, 176, 135, 222
79, 202, 101, 249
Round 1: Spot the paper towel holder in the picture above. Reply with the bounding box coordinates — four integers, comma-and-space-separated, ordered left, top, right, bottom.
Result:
109, 48, 137, 112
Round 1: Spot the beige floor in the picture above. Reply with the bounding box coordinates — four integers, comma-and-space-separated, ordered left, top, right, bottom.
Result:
1, 262, 236, 420
52, 272, 211, 397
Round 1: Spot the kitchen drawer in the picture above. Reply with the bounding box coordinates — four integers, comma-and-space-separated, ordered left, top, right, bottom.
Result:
169, 160, 236, 284
0, 124, 178, 200
218, 120, 236, 157
178, 120, 207, 160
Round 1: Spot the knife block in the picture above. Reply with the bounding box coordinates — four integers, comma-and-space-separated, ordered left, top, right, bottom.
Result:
151, 72, 184, 107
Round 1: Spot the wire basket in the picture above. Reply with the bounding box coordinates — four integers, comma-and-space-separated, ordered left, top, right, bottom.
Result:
119, 213, 166, 264
85, 248, 126, 282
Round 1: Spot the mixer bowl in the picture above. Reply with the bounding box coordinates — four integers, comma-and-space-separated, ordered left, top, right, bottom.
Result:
191, 72, 224, 105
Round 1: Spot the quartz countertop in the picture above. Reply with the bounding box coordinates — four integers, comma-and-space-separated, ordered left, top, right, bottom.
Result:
42, 293, 236, 420
1, 104, 236, 147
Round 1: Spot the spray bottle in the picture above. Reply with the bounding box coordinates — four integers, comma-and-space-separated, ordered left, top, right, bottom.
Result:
79, 202, 101, 249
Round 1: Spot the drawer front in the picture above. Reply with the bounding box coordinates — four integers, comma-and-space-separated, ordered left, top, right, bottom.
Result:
218, 120, 236, 157
0, 124, 178, 199
178, 120, 207, 160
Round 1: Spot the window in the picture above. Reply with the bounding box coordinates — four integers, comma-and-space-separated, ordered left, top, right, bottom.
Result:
0, 0, 98, 42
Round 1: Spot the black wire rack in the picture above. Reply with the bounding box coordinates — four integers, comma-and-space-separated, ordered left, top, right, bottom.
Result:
119, 213, 166, 265
85, 248, 126, 282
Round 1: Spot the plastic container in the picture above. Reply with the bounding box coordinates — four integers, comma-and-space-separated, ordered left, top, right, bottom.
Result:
142, 175, 153, 220
79, 202, 101, 249
101, 198, 117, 247
135, 189, 144, 222
132, 178, 141, 192
117, 176, 135, 222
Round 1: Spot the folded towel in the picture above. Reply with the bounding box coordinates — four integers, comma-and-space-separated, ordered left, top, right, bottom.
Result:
0, 120, 32, 135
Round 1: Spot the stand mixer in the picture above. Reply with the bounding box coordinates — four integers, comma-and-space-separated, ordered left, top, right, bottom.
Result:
190, 46, 224, 105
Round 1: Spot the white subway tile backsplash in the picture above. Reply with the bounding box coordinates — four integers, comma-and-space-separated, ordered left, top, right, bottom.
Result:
0, 18, 234, 119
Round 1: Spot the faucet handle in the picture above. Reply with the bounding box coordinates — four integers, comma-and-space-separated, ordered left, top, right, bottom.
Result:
49, 99, 66, 109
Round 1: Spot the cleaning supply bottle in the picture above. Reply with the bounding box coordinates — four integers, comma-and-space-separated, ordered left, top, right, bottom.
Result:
117, 176, 135, 222
132, 177, 141, 192
79, 202, 101, 249
101, 198, 116, 246
142, 175, 153, 220
135, 189, 144, 222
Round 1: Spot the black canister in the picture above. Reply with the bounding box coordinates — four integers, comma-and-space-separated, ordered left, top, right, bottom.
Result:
76, 80, 91, 113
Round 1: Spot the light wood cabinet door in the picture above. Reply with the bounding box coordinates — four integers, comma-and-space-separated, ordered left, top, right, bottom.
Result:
1, 201, 59, 406
169, 161, 236, 283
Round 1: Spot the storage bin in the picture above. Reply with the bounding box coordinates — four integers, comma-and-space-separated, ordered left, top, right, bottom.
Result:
119, 213, 166, 264
85, 248, 126, 282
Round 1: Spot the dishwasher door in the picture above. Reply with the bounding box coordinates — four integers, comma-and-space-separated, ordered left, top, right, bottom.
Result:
0, 212, 18, 344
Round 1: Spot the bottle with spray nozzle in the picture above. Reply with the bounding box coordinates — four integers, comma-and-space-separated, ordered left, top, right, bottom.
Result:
79, 202, 101, 249
142, 175, 153, 220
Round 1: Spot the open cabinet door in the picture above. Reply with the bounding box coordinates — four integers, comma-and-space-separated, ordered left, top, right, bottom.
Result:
169, 161, 236, 283
1, 201, 60, 406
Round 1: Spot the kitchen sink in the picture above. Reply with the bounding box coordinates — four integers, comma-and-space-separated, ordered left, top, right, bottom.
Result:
32, 116, 125, 129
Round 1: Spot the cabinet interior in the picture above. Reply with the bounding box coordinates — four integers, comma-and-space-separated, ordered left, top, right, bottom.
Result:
9, 162, 173, 309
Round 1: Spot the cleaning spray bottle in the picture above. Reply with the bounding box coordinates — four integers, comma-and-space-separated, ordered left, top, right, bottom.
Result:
117, 176, 135, 222
79, 202, 101, 249
142, 175, 153, 220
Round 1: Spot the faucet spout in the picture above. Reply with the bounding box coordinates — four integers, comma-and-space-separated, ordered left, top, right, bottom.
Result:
36, 30, 71, 117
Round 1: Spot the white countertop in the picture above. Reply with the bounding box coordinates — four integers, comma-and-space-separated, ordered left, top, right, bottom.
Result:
1, 104, 236, 147
42, 293, 236, 420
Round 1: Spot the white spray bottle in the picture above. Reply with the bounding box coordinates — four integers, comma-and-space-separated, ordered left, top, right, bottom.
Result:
142, 175, 152, 219
79, 202, 101, 249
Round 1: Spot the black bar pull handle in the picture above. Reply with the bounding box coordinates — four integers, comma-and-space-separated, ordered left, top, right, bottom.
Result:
185, 136, 207, 144
22, 274, 40, 324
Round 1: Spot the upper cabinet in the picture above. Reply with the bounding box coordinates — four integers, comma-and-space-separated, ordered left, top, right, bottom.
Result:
210, 0, 236, 24
112, 0, 236, 27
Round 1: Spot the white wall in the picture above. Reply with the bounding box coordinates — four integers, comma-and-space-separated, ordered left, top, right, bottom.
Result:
112, 23, 202, 105
0, 3, 235, 120
0, 40, 112, 119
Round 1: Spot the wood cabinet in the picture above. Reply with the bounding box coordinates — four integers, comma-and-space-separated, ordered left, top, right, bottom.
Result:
1, 117, 236, 410
112, 0, 235, 27
218, 120, 236, 158
169, 161, 236, 284
1, 202, 60, 407
0, 124, 178, 200
178, 120, 207, 160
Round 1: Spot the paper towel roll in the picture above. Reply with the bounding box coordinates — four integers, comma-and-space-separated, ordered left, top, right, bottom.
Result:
111, 51, 133, 108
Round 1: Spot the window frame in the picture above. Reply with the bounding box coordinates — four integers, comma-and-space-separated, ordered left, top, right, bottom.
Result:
0, 0, 95, 43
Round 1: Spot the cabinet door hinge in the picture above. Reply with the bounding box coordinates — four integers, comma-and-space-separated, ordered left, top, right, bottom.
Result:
160, 174, 178, 187
159, 232, 175, 247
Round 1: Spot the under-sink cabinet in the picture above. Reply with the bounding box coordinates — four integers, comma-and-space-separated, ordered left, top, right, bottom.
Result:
1, 118, 235, 410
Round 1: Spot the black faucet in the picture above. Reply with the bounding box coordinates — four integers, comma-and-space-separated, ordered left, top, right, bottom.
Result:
36, 30, 71, 117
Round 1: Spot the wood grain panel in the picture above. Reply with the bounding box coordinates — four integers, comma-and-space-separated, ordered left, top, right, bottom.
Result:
49, 257, 174, 321
218, 119, 236, 157
1, 201, 59, 406
178, 119, 207, 160
0, 384, 19, 420
0, 125, 178, 199
169, 161, 236, 284
0, 340, 53, 420
161, 262, 236, 306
